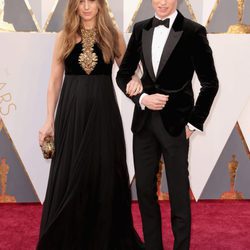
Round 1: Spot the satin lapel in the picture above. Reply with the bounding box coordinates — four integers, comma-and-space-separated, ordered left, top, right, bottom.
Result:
156, 28, 183, 79
142, 28, 156, 82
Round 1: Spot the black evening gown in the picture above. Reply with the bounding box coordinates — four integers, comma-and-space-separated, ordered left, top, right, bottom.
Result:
37, 42, 144, 250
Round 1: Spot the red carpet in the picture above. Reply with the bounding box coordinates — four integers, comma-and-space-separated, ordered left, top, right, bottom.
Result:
0, 201, 249, 250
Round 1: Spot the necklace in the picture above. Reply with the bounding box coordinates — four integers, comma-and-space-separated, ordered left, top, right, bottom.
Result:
78, 27, 98, 75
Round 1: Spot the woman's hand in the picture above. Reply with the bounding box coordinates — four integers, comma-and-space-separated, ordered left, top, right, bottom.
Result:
39, 120, 54, 147
126, 74, 143, 97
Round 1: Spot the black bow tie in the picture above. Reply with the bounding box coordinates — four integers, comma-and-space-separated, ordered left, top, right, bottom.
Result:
152, 17, 170, 28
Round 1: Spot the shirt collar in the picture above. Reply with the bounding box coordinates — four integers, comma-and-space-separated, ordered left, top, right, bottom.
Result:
154, 10, 178, 28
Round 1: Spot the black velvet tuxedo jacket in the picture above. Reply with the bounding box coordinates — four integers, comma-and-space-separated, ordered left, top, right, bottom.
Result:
116, 11, 219, 136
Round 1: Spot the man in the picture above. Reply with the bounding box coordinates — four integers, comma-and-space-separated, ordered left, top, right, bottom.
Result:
116, 0, 219, 250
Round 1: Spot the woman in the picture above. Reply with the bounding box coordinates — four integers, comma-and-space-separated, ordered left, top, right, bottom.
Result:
37, 0, 144, 249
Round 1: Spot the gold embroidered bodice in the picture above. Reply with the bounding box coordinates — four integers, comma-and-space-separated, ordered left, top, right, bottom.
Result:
78, 28, 98, 75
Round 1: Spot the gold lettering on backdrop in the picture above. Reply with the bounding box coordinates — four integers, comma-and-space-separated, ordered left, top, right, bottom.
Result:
227, 0, 250, 33
0, 157, 16, 202
0, 83, 16, 116
0, 82, 7, 90
220, 155, 244, 199
0, 0, 15, 31
0, 103, 16, 116
0, 93, 11, 103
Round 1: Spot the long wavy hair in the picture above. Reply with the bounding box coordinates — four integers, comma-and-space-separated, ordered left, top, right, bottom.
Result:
58, 0, 120, 63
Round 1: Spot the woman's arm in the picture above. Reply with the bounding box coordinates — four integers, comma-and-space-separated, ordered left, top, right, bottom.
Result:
39, 32, 65, 146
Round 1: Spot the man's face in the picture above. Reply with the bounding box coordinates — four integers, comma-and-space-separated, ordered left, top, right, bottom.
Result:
152, 0, 177, 19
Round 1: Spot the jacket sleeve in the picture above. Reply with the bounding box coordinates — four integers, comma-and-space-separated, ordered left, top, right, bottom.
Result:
188, 26, 219, 131
116, 23, 143, 107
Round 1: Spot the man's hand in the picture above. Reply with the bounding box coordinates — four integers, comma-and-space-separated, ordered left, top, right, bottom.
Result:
141, 94, 169, 110
185, 126, 194, 139
126, 74, 143, 97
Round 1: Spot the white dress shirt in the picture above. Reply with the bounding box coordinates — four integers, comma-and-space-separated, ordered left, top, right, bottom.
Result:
138, 11, 199, 131
152, 11, 177, 76
139, 11, 177, 108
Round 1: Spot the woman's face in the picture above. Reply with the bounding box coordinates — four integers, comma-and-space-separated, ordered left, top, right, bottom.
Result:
78, 0, 99, 23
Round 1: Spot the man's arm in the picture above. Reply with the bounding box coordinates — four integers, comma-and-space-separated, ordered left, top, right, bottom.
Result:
189, 26, 219, 131
116, 23, 142, 107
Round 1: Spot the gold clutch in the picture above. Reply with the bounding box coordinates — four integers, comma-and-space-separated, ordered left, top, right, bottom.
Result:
41, 136, 55, 159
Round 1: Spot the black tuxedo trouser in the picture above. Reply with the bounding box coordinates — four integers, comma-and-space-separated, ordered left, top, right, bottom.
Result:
133, 111, 191, 250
